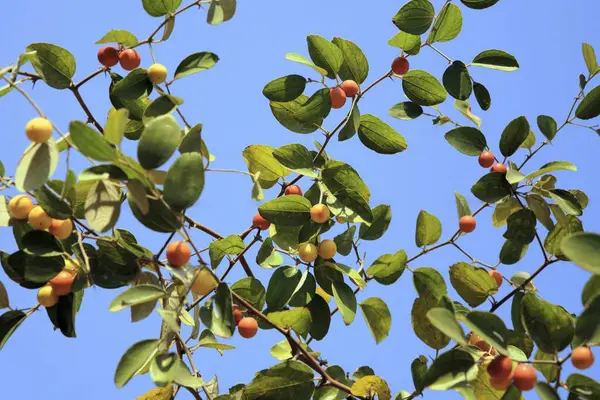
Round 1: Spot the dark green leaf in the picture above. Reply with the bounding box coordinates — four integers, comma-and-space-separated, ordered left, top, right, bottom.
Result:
109, 285, 166, 312
549, 189, 583, 216
471, 172, 512, 203
26, 43, 75, 89
423, 349, 477, 390
576, 85, 600, 120
258, 196, 312, 227
574, 295, 600, 345
294, 88, 331, 124
0, 310, 26, 350
243, 361, 314, 400
537, 115, 558, 141
462, 311, 509, 355
111, 69, 153, 100
200, 283, 235, 338
582, 275, 600, 307
413, 267, 447, 299
45, 292, 77, 338
402, 70, 447, 106
69, 121, 117, 162
443, 61, 472, 100
163, 153, 204, 211
544, 216, 584, 259
173, 52, 219, 81
34, 185, 72, 219
307, 294, 331, 341
338, 103, 360, 141
534, 350, 559, 382
332, 280, 357, 326
95, 30, 138, 47
454, 192, 472, 219
460, 0, 500, 10
388, 102, 423, 120
231, 277, 266, 311
500, 116, 530, 157
392, 0, 435, 35
332, 37, 369, 84
307, 34, 343, 79
270, 95, 320, 134
366, 251, 407, 286
449, 262, 497, 307
471, 49, 519, 71
334, 225, 355, 256
142, 0, 181, 16
444, 127, 487, 156
137, 114, 181, 170
426, 308, 468, 346
536, 382, 560, 400
415, 210, 441, 247
143, 95, 182, 124
521, 293, 574, 353
207, 0, 236, 25
473, 82, 491, 111
266, 266, 302, 310
504, 209, 537, 245
427, 3, 462, 44
262, 75, 306, 102
114, 339, 160, 388
360, 297, 392, 344
321, 161, 372, 223
359, 205, 391, 241
209, 235, 244, 268
358, 114, 407, 154
388, 32, 421, 54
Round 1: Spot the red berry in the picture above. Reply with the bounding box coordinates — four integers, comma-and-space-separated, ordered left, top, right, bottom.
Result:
512, 364, 537, 391
97, 46, 119, 67
233, 305, 244, 325
478, 151, 495, 168
252, 212, 270, 230
459, 215, 476, 233
489, 270, 503, 287
330, 87, 347, 109
340, 80, 359, 97
238, 317, 258, 338
571, 346, 595, 370
285, 185, 303, 196
119, 49, 141, 71
487, 356, 513, 381
491, 163, 508, 174
392, 57, 410, 75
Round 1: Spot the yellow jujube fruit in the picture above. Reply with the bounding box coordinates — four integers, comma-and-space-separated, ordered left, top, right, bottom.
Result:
147, 63, 168, 85
191, 267, 218, 296
318, 240, 337, 260
37, 285, 59, 307
8, 195, 34, 219
28, 206, 52, 230
298, 242, 318, 263
25, 117, 53, 143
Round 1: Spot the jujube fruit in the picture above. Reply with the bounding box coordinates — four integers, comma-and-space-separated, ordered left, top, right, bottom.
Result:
489, 270, 502, 288
25, 117, 53, 143
97, 46, 119, 67
478, 151, 495, 168
233, 305, 244, 325
37, 285, 59, 307
49, 219, 73, 240
166, 241, 191, 268
49, 270, 76, 296
571, 346, 594, 370
147, 63, 168, 84
491, 163, 508, 174
330, 87, 347, 109
391, 57, 409, 75
318, 240, 337, 260
8, 195, 34, 219
298, 243, 318, 263
340, 80, 359, 97
252, 213, 270, 230
119, 49, 141, 71
490, 374, 513, 390
284, 185, 303, 196
238, 317, 258, 339
28, 206, 52, 230
487, 356, 513, 381
512, 363, 537, 391
459, 215, 476, 233
310, 204, 330, 224
191, 268, 217, 296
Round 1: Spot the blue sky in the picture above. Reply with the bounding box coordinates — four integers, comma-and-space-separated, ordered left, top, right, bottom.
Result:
1, 1, 599, 399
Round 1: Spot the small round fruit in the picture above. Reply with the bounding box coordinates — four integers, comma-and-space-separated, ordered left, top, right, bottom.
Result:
37, 285, 59, 307
166, 241, 191, 268
25, 117, 53, 143
340, 80, 359, 97
490, 374, 513, 390
252, 212, 270, 231
571, 346, 594, 370
475, 340, 497, 356
512, 364, 537, 391
318, 240, 337, 260
191, 268, 218, 296
478, 151, 495, 168
28, 206, 52, 230
330, 87, 347, 109
49, 219, 73, 240
310, 204, 330, 224
49, 270, 76, 296
119, 49, 141, 71
64, 258, 79, 272
459, 215, 476, 233
233, 305, 244, 325
489, 270, 503, 288
8, 195, 34, 219
391, 57, 410, 75
491, 163, 508, 174
487, 356, 513, 381
147, 63, 168, 85
238, 317, 258, 339
298, 243, 318, 263
284, 185, 303, 196
97, 46, 119, 67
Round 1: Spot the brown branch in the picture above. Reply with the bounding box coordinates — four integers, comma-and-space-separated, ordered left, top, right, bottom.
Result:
69, 85, 104, 133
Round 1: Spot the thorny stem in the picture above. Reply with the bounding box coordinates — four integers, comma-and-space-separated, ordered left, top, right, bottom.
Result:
69, 84, 104, 133
427, 44, 452, 63
0, 75, 45, 117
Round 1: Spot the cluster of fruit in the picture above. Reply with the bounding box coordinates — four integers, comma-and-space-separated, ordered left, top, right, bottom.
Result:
8, 194, 77, 307
252, 185, 338, 263
98, 46, 168, 85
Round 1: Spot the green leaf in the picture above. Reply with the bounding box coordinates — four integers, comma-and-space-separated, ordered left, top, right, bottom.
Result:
197, 329, 235, 352
0, 281, 8, 309
359, 204, 392, 241
500, 116, 530, 157
84, 180, 121, 233
285, 53, 328, 76
576, 85, 600, 120
561, 232, 600, 274
26, 43, 75, 89
427, 3, 462, 44
114, 339, 160, 388
521, 293, 574, 353
333, 226, 355, 256
109, 285, 166, 312
423, 349, 478, 390
272, 144, 315, 178
443, 61, 472, 100
402, 70, 447, 106
582, 275, 600, 307
520, 129, 537, 150
359, 297, 391, 344
128, 189, 181, 233
231, 277, 266, 311
544, 215, 583, 258
0, 310, 26, 350
535, 382, 560, 400
96, 30, 139, 47
104, 108, 129, 147
471, 50, 519, 72
142, 0, 181, 16
471, 172, 512, 203
392, 0, 435, 35
332, 37, 369, 84
209, 235, 244, 268
582, 43, 599, 75
566, 374, 600, 399
413, 267, 447, 299
294, 88, 331, 124
549, 189, 583, 216
137, 114, 181, 170
388, 32, 421, 54
34, 185, 72, 219
366, 251, 407, 285
534, 350, 559, 383
454, 192, 472, 219
454, 99, 482, 127
574, 295, 600, 345
143, 95, 182, 124
314, 365, 351, 400
243, 361, 314, 400
21, 230, 63, 257
15, 141, 59, 192
173, 52, 219, 81
69, 121, 118, 162
461, 311, 509, 355
207, 0, 236, 25
388, 102, 423, 120
358, 114, 407, 155
112, 69, 153, 100
526, 161, 577, 181
93, 241, 139, 289
332, 280, 357, 325
411, 356, 428, 394
504, 209, 537, 245
270, 95, 319, 134
492, 197, 521, 227
267, 308, 312, 336
307, 34, 343, 79
444, 127, 487, 156
200, 283, 235, 338
321, 160, 372, 223
45, 292, 77, 337
330, 263, 366, 289
339, 103, 360, 141
243, 144, 289, 189
262, 75, 306, 102
426, 307, 468, 345
473, 82, 491, 111
266, 266, 302, 310
307, 294, 331, 341
449, 262, 497, 307
351, 376, 391, 400
163, 153, 204, 211
415, 210, 442, 247
537, 115, 558, 141
258, 196, 312, 227
412, 296, 451, 349
460, 0, 500, 10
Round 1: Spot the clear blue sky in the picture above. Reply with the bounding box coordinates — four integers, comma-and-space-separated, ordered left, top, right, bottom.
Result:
1, 1, 599, 399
